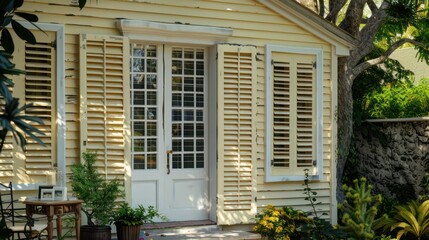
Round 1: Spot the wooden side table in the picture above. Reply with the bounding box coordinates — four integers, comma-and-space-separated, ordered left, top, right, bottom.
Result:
23, 199, 82, 240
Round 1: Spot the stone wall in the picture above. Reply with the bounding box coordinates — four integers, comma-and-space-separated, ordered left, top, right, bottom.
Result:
353, 118, 429, 200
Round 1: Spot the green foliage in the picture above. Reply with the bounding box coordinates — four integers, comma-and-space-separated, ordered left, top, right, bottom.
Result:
113, 203, 167, 226
384, 200, 429, 240
338, 178, 386, 240
361, 81, 429, 119
300, 169, 347, 240
253, 205, 311, 240
71, 151, 124, 226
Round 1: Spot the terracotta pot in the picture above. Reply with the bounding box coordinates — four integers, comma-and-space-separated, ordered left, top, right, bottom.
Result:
115, 223, 141, 240
80, 225, 111, 240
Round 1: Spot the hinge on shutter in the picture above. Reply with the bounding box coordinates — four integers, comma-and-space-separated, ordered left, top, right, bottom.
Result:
51, 41, 57, 49
271, 159, 274, 166
313, 61, 317, 69
271, 59, 274, 65
255, 197, 257, 202
216, 52, 218, 60
313, 159, 317, 166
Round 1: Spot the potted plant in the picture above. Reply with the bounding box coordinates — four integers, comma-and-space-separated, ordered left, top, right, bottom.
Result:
71, 151, 123, 240
113, 203, 167, 240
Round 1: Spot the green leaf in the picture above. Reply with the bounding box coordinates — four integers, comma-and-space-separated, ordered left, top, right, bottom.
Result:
11, 19, 36, 44
79, 0, 87, 9
15, 12, 38, 22
1, 28, 14, 53
13, 0, 24, 8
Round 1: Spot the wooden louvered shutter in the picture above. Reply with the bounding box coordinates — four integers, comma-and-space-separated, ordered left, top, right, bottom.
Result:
80, 34, 130, 180
217, 45, 257, 225
24, 33, 57, 178
268, 51, 320, 180
0, 31, 57, 184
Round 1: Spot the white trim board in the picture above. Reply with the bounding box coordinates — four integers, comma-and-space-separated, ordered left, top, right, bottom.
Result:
117, 19, 233, 45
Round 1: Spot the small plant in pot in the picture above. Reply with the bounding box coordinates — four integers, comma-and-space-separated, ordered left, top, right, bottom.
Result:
71, 151, 123, 240
113, 203, 167, 240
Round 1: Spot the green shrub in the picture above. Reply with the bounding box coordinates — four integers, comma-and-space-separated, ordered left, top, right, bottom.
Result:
362, 82, 429, 119
253, 205, 311, 240
383, 200, 429, 240
338, 178, 386, 240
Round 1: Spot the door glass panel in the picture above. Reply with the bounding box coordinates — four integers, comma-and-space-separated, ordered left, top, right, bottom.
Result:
131, 44, 159, 170
171, 47, 206, 169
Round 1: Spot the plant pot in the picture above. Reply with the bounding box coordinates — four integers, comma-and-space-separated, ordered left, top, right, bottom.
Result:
81, 225, 112, 240
115, 223, 141, 240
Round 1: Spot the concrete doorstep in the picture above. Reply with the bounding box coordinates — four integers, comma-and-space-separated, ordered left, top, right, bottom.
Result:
140, 225, 261, 240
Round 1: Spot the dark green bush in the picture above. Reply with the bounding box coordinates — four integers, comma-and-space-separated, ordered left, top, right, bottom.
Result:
362, 81, 429, 119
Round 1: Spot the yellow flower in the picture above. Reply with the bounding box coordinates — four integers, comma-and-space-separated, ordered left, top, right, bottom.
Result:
275, 226, 283, 233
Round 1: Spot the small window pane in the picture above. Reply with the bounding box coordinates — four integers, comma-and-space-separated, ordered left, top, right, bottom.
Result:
133, 75, 145, 89
184, 154, 194, 168
196, 110, 203, 121
147, 122, 157, 136
184, 110, 194, 121
147, 108, 157, 120
196, 153, 204, 168
172, 110, 182, 121
196, 94, 204, 107
184, 77, 194, 92
184, 140, 194, 152
132, 58, 144, 72
196, 50, 204, 59
184, 94, 194, 107
172, 48, 182, 58
146, 59, 157, 73
196, 61, 204, 75
134, 107, 145, 119
133, 48, 144, 57
196, 78, 204, 92
184, 49, 194, 59
146, 75, 157, 89
172, 77, 182, 91
172, 94, 182, 107
133, 91, 145, 105
147, 139, 157, 152
133, 122, 145, 137
184, 123, 194, 137
133, 155, 145, 169
147, 92, 157, 105
172, 123, 182, 137
172, 60, 182, 74
173, 154, 182, 169
196, 139, 204, 151
196, 123, 204, 137
133, 139, 145, 152
184, 61, 194, 75
147, 154, 157, 169
146, 47, 157, 57
173, 140, 182, 151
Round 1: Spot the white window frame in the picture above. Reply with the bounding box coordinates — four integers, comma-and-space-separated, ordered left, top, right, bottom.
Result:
265, 44, 323, 182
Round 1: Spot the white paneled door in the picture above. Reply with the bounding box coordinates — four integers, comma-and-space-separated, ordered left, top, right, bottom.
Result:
130, 44, 209, 221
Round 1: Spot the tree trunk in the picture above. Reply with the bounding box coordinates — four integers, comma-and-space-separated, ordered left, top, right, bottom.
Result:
336, 57, 354, 202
